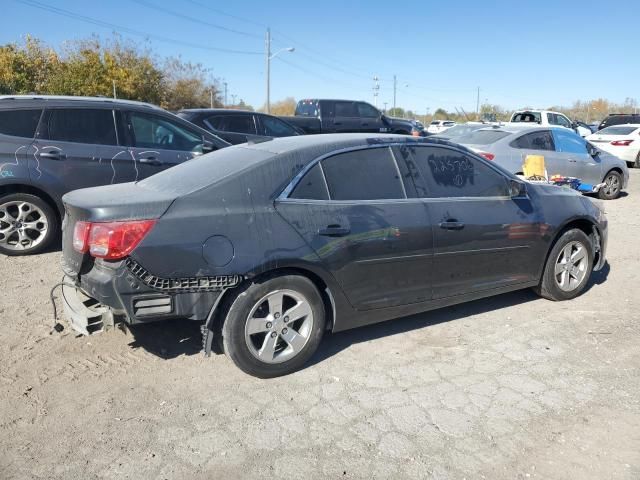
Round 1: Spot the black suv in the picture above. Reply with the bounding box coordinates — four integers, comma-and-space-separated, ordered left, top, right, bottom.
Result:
0, 95, 229, 255
177, 109, 302, 145
598, 113, 640, 131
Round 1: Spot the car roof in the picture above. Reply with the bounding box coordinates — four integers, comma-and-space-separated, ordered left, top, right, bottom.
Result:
179, 108, 257, 115
598, 123, 640, 129
0, 95, 162, 110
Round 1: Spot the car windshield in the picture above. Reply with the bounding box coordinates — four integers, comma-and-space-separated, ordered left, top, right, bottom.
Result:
511, 112, 542, 123
454, 129, 511, 145
430, 121, 440, 125
598, 126, 638, 135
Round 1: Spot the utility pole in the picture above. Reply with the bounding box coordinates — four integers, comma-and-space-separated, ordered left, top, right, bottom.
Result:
265, 28, 271, 113
112, 80, 117, 99
210, 87, 213, 108
372, 76, 380, 108
223, 81, 228, 106
383, 102, 388, 113
476, 86, 480, 119
393, 75, 397, 114
231, 94, 237, 106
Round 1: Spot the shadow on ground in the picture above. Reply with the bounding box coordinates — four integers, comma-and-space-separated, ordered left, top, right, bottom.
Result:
123, 261, 610, 364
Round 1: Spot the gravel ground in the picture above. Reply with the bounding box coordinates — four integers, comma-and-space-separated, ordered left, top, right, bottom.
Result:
1, 171, 639, 480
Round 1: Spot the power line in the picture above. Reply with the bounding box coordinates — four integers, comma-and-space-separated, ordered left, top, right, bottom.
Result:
15, 0, 262, 55
274, 57, 363, 93
131, 0, 263, 40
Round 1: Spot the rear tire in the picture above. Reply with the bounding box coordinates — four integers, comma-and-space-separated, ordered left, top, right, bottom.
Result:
0, 193, 58, 256
598, 170, 622, 200
534, 229, 593, 301
221, 274, 325, 378
635, 151, 640, 169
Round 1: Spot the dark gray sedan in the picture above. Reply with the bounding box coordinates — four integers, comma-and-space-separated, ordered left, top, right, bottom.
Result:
60, 134, 608, 377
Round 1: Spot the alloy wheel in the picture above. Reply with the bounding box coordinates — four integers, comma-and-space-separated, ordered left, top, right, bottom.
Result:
554, 240, 588, 292
0, 200, 49, 251
244, 289, 314, 364
602, 173, 620, 198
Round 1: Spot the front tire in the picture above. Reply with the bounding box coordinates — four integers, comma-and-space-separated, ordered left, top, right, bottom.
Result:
598, 170, 622, 200
0, 193, 58, 256
222, 274, 326, 378
635, 151, 640, 169
535, 229, 593, 301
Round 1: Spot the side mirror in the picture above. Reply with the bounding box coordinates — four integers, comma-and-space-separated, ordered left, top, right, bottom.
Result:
571, 122, 578, 129
589, 145, 600, 157
509, 179, 527, 197
202, 139, 215, 153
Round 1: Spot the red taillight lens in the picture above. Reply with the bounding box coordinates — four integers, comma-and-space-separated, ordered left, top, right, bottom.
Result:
74, 220, 156, 260
72, 221, 91, 253
611, 139, 633, 146
478, 151, 495, 161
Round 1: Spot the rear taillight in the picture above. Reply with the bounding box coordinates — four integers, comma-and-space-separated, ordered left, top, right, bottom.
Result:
611, 139, 633, 146
73, 220, 156, 260
72, 221, 91, 253
478, 151, 495, 161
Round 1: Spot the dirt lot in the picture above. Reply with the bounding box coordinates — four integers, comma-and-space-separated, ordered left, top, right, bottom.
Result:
1, 172, 639, 480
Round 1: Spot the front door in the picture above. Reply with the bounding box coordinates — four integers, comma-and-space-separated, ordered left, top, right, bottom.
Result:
356, 102, 385, 133
276, 146, 433, 310
403, 144, 542, 299
33, 107, 134, 195
123, 110, 207, 178
329, 101, 363, 133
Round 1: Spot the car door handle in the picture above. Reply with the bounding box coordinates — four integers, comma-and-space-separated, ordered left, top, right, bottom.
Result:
333, 122, 342, 126
39, 151, 66, 160
318, 225, 350, 237
568, 159, 577, 163
139, 156, 162, 166
439, 221, 465, 230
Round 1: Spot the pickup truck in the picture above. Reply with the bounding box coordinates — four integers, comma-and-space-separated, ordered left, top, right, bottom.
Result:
281, 99, 422, 136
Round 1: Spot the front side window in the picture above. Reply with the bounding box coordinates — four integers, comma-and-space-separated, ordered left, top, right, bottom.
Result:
552, 129, 588, 154
357, 102, 380, 118
46, 108, 117, 145
322, 147, 405, 200
510, 131, 555, 151
261, 115, 297, 137
289, 163, 328, 200
409, 146, 509, 198
130, 112, 203, 152
0, 109, 42, 138
334, 101, 358, 117
556, 115, 572, 128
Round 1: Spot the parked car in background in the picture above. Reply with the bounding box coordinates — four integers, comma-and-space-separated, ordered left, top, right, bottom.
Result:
428, 122, 492, 140
0, 95, 229, 256
177, 109, 302, 145
586, 124, 640, 168
283, 99, 422, 136
597, 113, 640, 132
61, 133, 607, 378
576, 121, 597, 135
426, 120, 456, 134
509, 109, 590, 137
454, 125, 628, 200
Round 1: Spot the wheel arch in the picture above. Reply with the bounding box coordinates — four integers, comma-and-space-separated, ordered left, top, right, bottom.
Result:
0, 183, 63, 220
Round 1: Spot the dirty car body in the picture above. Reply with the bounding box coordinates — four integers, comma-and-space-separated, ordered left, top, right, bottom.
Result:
60, 133, 608, 376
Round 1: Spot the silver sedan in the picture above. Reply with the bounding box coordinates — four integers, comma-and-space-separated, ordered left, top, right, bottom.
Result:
453, 125, 629, 199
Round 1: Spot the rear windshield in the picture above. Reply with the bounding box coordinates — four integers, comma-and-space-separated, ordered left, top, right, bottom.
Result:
454, 130, 511, 145
430, 121, 440, 125
295, 101, 318, 117
511, 112, 542, 123
598, 126, 639, 135
438, 124, 483, 138
138, 145, 274, 196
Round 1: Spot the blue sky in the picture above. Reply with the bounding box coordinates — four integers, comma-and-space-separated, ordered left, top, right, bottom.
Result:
4, 0, 640, 113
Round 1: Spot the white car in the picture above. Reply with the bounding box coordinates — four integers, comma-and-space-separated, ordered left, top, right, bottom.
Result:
427, 120, 456, 134
510, 110, 591, 137
586, 124, 640, 168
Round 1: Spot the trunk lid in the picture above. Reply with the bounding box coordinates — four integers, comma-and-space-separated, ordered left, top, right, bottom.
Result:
61, 182, 177, 278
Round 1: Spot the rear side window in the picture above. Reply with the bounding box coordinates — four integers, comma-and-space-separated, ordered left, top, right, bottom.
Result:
455, 130, 510, 145
510, 131, 555, 151
0, 109, 42, 138
334, 101, 358, 117
322, 147, 405, 200
511, 112, 541, 123
205, 115, 255, 134
408, 146, 509, 198
46, 109, 117, 145
295, 101, 319, 117
598, 126, 638, 135
289, 163, 328, 200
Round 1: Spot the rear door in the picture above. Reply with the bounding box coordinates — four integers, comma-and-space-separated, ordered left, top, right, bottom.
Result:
0, 108, 41, 183
124, 110, 207, 177
33, 107, 132, 193
551, 128, 602, 184
403, 144, 542, 298
275, 146, 434, 310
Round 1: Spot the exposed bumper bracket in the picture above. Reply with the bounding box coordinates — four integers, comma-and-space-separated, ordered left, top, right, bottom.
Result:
62, 283, 115, 335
